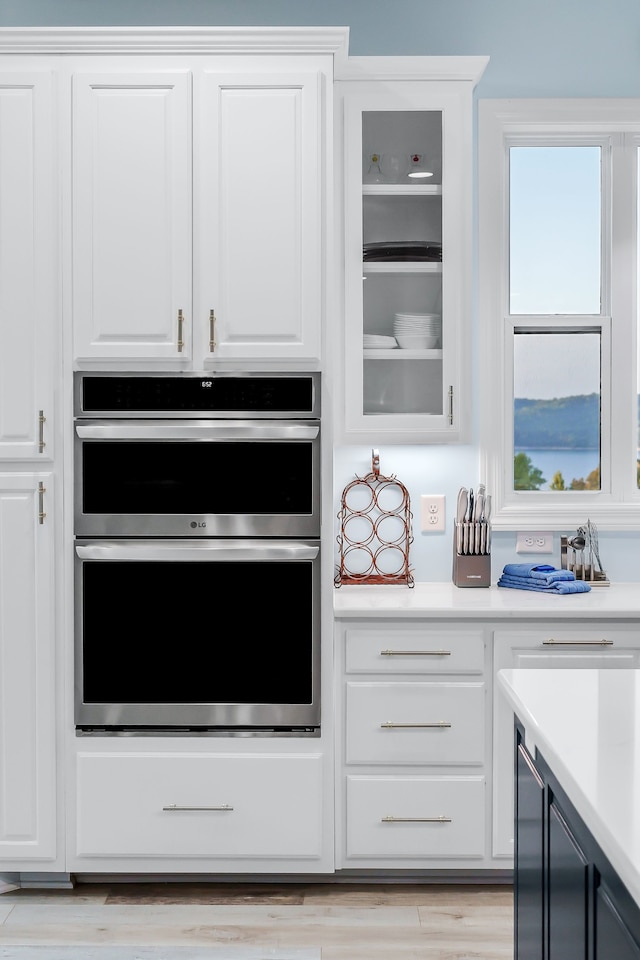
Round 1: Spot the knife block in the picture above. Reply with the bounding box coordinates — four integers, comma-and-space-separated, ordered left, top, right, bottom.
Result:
452, 541, 491, 588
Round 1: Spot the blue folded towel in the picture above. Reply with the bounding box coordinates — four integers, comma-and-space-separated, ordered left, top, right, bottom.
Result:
502, 563, 576, 583
497, 574, 591, 594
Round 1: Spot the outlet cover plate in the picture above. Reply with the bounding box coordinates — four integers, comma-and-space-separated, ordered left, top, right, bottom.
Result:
420, 494, 446, 532
516, 532, 554, 554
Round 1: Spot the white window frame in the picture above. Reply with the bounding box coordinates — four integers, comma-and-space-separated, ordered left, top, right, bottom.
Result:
478, 99, 640, 531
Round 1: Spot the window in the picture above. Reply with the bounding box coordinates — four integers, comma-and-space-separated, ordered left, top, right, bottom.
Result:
478, 100, 640, 530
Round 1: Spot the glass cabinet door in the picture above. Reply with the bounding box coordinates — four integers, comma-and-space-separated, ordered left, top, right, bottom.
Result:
337, 63, 486, 442
361, 108, 444, 417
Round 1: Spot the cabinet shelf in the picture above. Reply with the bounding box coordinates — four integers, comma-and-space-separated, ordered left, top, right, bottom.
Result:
363, 183, 443, 197
363, 261, 442, 275
363, 348, 442, 359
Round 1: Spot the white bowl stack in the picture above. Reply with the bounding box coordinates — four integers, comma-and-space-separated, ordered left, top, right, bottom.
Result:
393, 312, 441, 349
363, 334, 398, 349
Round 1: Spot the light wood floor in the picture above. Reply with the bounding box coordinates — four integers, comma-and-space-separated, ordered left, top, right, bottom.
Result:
0, 881, 514, 959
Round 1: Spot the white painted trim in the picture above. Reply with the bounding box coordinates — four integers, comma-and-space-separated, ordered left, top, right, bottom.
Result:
335, 55, 489, 83
0, 25, 350, 57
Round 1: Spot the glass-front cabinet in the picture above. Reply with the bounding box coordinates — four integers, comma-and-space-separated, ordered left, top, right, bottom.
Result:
335, 58, 487, 442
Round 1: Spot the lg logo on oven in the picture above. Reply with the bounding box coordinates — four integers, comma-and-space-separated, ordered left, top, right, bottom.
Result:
190, 521, 207, 528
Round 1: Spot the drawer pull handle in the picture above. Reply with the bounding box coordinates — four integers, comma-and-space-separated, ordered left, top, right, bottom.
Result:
382, 815, 452, 824
542, 638, 613, 646
177, 308, 185, 353
381, 649, 451, 657
380, 721, 451, 729
209, 308, 217, 352
38, 409, 46, 452
38, 481, 46, 524
162, 804, 233, 812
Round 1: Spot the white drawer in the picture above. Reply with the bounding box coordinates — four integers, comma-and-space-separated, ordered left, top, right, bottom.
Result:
345, 681, 485, 764
345, 775, 485, 858
344, 625, 485, 674
75, 752, 323, 859
494, 628, 640, 671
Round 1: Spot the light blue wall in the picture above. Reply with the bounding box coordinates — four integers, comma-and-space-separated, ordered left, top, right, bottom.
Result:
3, 0, 640, 98
5, 0, 640, 583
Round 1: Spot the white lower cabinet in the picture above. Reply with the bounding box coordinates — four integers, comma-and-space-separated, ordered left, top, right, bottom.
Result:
0, 474, 57, 864
72, 750, 326, 871
336, 621, 488, 869
346, 775, 485, 859
345, 681, 485, 765
492, 624, 640, 859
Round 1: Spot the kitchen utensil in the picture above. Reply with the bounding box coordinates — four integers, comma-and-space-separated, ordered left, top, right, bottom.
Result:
484, 495, 492, 553
466, 488, 474, 554
587, 519, 605, 574
473, 490, 484, 555
568, 534, 586, 578
456, 487, 468, 555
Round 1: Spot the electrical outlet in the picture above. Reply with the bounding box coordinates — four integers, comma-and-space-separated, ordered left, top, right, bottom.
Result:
420, 494, 445, 532
515, 532, 554, 554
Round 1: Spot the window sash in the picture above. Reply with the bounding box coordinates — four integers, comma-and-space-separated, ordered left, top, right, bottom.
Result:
478, 100, 640, 530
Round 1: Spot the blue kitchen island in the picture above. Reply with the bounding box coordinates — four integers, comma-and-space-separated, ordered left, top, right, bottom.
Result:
498, 668, 640, 959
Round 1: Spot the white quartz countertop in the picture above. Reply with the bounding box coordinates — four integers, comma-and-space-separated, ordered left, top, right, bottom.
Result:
497, 668, 640, 910
334, 581, 640, 618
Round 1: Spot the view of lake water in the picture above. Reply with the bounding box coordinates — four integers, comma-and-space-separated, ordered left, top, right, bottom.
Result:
520, 449, 599, 489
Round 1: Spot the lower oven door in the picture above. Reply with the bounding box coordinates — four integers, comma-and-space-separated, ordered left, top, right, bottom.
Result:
75, 539, 320, 734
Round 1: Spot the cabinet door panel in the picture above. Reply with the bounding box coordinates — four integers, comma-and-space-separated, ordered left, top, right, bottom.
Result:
0, 474, 56, 861
72, 71, 192, 360
197, 72, 321, 361
0, 73, 56, 460
548, 799, 588, 960
515, 741, 545, 960
596, 885, 640, 960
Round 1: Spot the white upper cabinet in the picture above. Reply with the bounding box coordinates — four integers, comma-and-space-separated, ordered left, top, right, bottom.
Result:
0, 72, 57, 460
72, 62, 325, 366
72, 70, 193, 362
335, 58, 487, 442
195, 71, 322, 362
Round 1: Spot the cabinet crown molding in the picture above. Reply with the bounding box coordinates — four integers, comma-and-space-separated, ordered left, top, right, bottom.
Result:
335, 54, 489, 83
0, 25, 350, 57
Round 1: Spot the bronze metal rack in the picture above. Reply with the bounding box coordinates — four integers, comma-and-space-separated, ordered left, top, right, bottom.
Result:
335, 449, 414, 587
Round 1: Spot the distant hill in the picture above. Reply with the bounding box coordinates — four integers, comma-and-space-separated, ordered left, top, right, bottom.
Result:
514, 394, 599, 449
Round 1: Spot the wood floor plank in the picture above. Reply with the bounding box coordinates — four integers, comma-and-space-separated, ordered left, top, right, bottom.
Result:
0, 882, 514, 959
2, 904, 422, 927
301, 882, 513, 907
105, 885, 304, 905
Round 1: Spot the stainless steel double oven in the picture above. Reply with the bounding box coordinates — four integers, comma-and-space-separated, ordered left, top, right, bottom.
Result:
73, 372, 321, 735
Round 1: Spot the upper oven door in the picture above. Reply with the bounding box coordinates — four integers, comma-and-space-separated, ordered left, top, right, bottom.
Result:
74, 420, 320, 537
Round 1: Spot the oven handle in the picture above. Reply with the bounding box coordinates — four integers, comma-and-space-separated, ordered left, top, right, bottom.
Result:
75, 422, 319, 440
75, 540, 320, 561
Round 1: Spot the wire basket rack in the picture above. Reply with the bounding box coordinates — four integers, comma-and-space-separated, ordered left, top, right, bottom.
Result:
335, 449, 414, 587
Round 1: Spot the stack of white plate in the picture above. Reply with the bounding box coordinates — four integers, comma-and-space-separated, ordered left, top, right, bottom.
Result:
363, 334, 398, 349
393, 312, 441, 349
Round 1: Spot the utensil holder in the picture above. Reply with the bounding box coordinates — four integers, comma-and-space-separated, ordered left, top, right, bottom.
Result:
452, 542, 491, 588
560, 535, 610, 586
